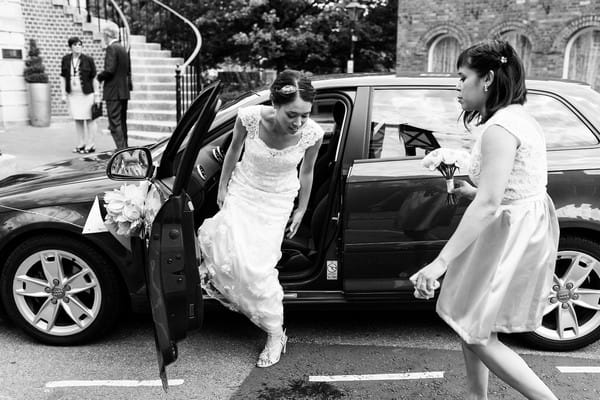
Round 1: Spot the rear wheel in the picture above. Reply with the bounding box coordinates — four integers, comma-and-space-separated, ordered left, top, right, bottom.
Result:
521, 235, 600, 351
0, 235, 123, 345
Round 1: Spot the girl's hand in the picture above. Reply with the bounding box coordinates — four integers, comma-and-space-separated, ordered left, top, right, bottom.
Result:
453, 180, 477, 200
409, 258, 447, 299
286, 208, 305, 239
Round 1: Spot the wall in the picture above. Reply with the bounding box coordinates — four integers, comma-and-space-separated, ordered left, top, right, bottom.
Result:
0, 0, 27, 127
20, 0, 106, 119
396, 0, 600, 81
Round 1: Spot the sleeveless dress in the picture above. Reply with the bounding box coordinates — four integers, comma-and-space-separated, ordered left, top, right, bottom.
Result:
197, 105, 324, 334
436, 104, 560, 345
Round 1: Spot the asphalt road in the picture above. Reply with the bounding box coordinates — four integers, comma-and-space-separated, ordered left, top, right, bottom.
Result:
2, 305, 600, 400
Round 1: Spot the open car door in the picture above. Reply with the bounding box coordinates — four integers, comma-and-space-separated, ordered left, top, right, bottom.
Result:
143, 82, 221, 389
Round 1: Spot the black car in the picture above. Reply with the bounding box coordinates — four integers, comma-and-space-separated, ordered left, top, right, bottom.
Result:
2, 75, 600, 357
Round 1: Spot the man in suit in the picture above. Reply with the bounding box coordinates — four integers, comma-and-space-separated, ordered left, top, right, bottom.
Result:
97, 25, 131, 149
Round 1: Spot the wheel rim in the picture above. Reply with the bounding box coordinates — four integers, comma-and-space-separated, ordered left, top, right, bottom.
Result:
12, 249, 102, 336
536, 249, 600, 342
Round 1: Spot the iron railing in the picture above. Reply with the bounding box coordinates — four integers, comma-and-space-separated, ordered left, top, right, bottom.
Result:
83, 0, 202, 120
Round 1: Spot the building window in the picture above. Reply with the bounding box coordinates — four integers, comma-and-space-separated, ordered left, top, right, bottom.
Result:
500, 31, 532, 74
564, 28, 600, 90
428, 35, 461, 72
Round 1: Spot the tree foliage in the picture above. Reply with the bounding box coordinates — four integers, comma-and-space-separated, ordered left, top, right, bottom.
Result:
124, 0, 397, 74
192, 0, 397, 73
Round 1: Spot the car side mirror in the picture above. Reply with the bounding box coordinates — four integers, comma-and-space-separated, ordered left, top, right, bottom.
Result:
106, 147, 154, 180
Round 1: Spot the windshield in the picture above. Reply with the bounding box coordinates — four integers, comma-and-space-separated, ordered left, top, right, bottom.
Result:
562, 86, 600, 133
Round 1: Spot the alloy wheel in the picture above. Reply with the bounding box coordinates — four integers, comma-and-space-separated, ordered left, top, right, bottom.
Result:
536, 249, 600, 342
12, 249, 102, 336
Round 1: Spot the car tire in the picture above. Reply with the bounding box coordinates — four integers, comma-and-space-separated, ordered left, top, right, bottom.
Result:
520, 235, 600, 351
0, 234, 123, 345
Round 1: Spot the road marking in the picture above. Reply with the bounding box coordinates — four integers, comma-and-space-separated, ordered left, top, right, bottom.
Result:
45, 379, 184, 388
556, 366, 600, 373
309, 371, 444, 382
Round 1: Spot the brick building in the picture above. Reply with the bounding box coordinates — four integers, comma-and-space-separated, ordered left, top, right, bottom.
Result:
396, 0, 600, 89
0, 0, 108, 127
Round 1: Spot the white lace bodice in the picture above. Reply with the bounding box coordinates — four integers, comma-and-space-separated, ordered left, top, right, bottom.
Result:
232, 105, 324, 194
468, 104, 548, 201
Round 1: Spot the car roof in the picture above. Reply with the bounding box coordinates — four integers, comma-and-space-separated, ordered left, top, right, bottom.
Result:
310, 72, 593, 94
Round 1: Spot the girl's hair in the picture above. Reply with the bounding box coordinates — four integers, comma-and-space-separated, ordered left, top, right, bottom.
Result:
68, 37, 82, 47
270, 69, 316, 106
457, 39, 527, 125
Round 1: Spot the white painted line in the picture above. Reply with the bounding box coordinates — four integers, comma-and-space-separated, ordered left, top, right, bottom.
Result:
309, 371, 444, 382
557, 366, 600, 373
45, 379, 184, 388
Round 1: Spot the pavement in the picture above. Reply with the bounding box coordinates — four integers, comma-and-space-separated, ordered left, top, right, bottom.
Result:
0, 119, 158, 174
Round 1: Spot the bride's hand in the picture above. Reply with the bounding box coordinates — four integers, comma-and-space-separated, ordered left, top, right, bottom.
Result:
409, 258, 447, 299
286, 208, 305, 239
453, 180, 477, 200
216, 186, 227, 209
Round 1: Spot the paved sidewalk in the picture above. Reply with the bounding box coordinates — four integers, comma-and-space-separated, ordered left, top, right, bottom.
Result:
0, 120, 158, 173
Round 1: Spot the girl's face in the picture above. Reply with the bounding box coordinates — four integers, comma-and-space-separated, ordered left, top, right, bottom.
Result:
456, 65, 487, 113
274, 96, 312, 135
71, 42, 82, 56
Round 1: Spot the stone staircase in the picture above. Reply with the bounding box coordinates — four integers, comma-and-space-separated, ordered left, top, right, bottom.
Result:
50, 1, 182, 142
127, 35, 181, 142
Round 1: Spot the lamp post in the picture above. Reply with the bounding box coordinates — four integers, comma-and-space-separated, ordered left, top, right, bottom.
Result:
346, 1, 364, 74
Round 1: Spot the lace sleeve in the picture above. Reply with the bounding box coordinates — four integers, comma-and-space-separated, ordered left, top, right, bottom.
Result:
298, 119, 325, 149
238, 106, 261, 139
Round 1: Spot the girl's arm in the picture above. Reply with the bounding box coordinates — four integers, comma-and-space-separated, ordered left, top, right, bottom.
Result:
412, 125, 519, 294
217, 115, 247, 208
287, 137, 323, 238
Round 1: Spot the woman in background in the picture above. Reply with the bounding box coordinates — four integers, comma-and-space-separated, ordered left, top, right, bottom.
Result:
60, 36, 100, 154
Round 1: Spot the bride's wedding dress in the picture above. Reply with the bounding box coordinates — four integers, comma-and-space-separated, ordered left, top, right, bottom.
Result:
198, 105, 324, 333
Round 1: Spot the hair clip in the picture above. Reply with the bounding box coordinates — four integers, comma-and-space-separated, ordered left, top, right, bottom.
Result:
277, 85, 298, 95
500, 56, 508, 64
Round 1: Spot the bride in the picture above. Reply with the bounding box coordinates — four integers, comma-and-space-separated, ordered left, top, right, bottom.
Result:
198, 70, 324, 367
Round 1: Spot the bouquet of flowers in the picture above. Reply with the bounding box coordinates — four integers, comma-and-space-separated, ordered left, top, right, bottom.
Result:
104, 181, 162, 238
421, 148, 470, 205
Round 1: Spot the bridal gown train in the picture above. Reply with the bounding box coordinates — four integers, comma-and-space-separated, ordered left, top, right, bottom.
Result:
198, 105, 324, 333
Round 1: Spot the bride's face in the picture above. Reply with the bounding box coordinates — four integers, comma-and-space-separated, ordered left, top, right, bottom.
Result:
275, 97, 312, 135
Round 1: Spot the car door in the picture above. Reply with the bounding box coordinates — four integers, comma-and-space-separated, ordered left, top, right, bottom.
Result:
141, 82, 221, 388
342, 87, 471, 295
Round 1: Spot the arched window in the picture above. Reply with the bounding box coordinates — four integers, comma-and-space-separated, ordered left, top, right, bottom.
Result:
564, 28, 600, 90
428, 35, 460, 72
500, 31, 532, 74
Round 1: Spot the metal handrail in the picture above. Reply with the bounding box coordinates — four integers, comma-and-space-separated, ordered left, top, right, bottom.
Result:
108, 0, 130, 51
150, 0, 203, 121
150, 0, 202, 70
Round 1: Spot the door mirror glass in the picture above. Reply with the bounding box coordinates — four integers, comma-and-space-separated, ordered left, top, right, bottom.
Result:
107, 147, 153, 180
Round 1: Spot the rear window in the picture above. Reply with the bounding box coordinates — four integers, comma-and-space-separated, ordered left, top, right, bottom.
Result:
526, 93, 599, 148
561, 86, 600, 136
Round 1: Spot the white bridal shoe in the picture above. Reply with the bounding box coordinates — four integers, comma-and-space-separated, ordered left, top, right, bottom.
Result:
256, 329, 287, 368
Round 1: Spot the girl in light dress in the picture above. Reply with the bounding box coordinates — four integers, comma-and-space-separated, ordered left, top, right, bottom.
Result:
411, 40, 559, 399
198, 70, 324, 368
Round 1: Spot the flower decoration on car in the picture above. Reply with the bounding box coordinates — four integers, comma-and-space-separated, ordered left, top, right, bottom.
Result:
103, 180, 162, 238
421, 148, 471, 205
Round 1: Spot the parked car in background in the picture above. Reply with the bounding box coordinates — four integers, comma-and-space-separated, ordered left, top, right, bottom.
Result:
2, 74, 600, 354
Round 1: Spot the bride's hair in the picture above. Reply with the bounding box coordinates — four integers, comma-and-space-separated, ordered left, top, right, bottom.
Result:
270, 69, 316, 106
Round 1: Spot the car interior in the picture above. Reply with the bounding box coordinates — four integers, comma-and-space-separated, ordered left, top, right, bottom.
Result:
185, 98, 349, 282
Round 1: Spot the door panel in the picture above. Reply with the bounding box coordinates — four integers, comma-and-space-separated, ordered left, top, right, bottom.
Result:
342, 158, 468, 292
143, 82, 221, 388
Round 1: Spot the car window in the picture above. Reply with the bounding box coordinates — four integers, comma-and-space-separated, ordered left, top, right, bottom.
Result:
369, 89, 471, 159
525, 94, 599, 148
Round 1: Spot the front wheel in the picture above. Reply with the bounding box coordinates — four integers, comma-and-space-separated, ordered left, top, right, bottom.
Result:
0, 235, 123, 345
521, 235, 600, 351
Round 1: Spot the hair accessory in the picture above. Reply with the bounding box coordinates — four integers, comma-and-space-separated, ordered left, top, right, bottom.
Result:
500, 56, 507, 64
277, 85, 298, 95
